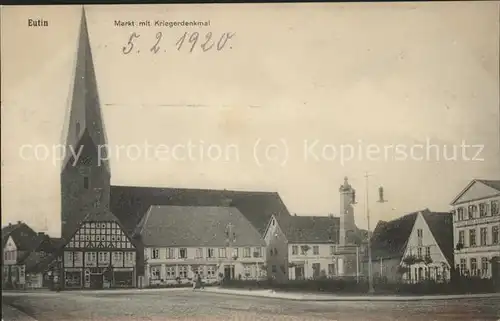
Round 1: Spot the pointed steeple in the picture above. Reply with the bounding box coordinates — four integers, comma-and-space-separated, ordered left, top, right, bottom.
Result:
61, 8, 109, 172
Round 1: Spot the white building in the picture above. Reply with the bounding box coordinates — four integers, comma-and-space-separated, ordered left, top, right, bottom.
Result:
263, 177, 367, 282
367, 209, 454, 284
136, 206, 267, 287
450, 179, 500, 278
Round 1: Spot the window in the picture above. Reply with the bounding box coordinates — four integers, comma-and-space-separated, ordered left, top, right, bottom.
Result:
207, 266, 216, 278
468, 205, 477, 219
492, 200, 499, 216
179, 248, 187, 259
243, 247, 251, 258
425, 246, 430, 258
292, 246, 298, 255
417, 247, 422, 259
417, 229, 423, 246
271, 265, 277, 273
197, 266, 204, 277
152, 248, 159, 259
195, 248, 203, 258
481, 257, 489, 276
479, 203, 488, 217
313, 246, 319, 255
243, 265, 251, 277
83, 177, 89, 190
300, 246, 308, 255
458, 230, 465, 246
328, 263, 336, 275
179, 266, 188, 278
493, 226, 499, 244
480, 228, 488, 246
435, 267, 441, 281
166, 266, 176, 279
232, 248, 238, 258
207, 248, 215, 258
457, 207, 465, 221
329, 245, 335, 255
218, 248, 226, 258
150, 266, 161, 280
470, 258, 477, 275
253, 247, 262, 258
166, 248, 175, 259
469, 229, 476, 246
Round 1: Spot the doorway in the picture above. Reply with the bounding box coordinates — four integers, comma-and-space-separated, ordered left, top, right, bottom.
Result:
90, 274, 103, 289
224, 265, 235, 280
295, 266, 304, 280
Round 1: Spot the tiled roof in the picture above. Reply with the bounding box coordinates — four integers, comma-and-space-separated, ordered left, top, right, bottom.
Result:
477, 179, 500, 192
368, 209, 454, 264
369, 210, 423, 260
421, 211, 454, 266
1, 223, 39, 252
110, 186, 291, 235
276, 215, 340, 243
136, 206, 266, 248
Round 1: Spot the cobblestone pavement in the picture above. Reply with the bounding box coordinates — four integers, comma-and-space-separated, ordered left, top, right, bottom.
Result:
2, 289, 500, 321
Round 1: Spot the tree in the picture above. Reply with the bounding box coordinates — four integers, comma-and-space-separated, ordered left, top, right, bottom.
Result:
402, 254, 418, 283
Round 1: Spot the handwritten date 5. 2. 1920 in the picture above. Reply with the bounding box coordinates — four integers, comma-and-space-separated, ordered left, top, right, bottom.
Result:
122, 31, 235, 54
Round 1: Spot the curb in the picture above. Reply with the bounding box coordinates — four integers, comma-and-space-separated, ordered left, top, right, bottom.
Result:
201, 289, 500, 302
2, 304, 38, 321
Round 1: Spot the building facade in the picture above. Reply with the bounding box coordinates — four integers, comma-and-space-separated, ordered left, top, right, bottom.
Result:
450, 179, 500, 278
61, 217, 137, 289
1, 222, 57, 289
264, 177, 367, 282
136, 206, 267, 287
366, 209, 453, 284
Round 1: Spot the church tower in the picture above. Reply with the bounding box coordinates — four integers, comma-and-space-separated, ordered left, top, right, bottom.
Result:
339, 177, 356, 246
60, 9, 110, 240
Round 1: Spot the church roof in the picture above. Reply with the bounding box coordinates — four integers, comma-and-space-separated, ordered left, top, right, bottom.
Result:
136, 206, 266, 248
110, 186, 291, 236
60, 9, 109, 172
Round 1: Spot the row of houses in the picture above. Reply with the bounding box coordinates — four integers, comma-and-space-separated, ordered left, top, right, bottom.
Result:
4, 177, 498, 289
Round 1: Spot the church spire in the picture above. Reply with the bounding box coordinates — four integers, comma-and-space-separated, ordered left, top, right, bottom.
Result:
61, 8, 109, 172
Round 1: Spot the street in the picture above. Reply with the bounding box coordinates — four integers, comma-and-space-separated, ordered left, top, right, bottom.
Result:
2, 289, 500, 321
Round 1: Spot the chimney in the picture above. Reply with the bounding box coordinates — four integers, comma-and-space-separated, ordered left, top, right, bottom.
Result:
17, 221, 21, 224
38, 232, 45, 236
8, 223, 12, 226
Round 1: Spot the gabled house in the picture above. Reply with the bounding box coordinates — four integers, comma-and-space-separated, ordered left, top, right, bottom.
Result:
59, 209, 138, 290
264, 214, 341, 281
135, 206, 266, 287
1, 221, 59, 289
365, 209, 453, 284
450, 179, 500, 279
263, 177, 368, 282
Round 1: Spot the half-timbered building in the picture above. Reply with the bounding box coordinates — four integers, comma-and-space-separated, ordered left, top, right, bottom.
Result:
62, 211, 137, 289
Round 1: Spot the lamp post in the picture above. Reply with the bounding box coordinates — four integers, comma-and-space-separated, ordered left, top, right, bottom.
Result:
365, 172, 375, 294
365, 172, 388, 294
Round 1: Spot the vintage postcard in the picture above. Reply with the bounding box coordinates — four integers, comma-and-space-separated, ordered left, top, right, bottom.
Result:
1, 2, 499, 321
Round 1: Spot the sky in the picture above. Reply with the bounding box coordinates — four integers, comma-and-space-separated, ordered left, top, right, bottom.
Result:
1, 3, 499, 237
